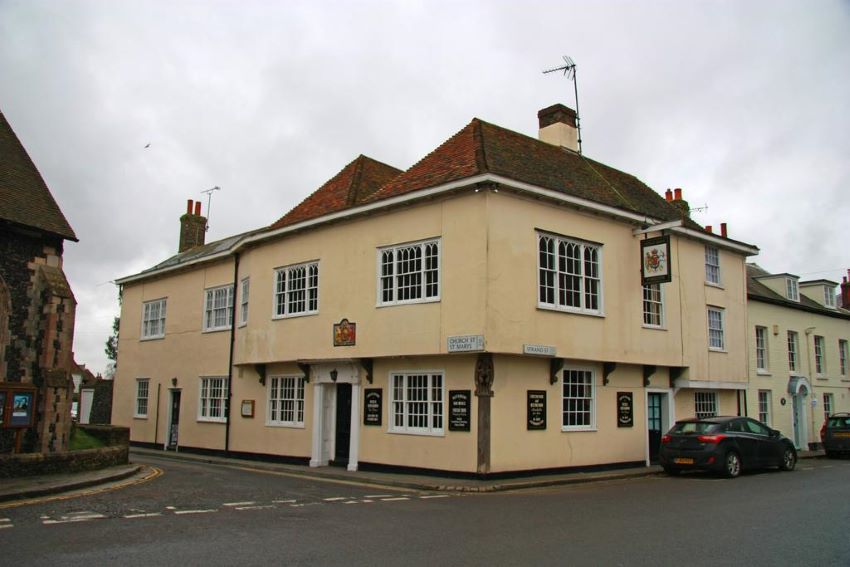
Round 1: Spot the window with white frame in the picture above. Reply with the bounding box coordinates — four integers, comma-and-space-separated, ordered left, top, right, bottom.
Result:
787, 331, 799, 373
815, 335, 826, 375
390, 372, 444, 435
824, 287, 837, 309
274, 261, 319, 317
141, 298, 166, 339
840, 339, 848, 376
135, 378, 150, 418
757, 390, 771, 425
785, 278, 799, 301
823, 393, 834, 420
378, 239, 440, 306
707, 307, 725, 350
755, 326, 769, 372
695, 391, 718, 419
204, 285, 234, 331
267, 376, 305, 426
538, 233, 602, 315
239, 278, 250, 326
642, 283, 663, 327
199, 376, 228, 422
562, 368, 596, 430
705, 246, 720, 285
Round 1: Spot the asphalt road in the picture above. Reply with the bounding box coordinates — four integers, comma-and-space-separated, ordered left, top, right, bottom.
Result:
1, 455, 849, 566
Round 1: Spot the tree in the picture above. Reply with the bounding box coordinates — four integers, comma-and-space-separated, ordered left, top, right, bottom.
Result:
105, 316, 119, 364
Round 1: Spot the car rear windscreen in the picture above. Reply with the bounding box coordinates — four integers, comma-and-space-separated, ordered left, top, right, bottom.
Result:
671, 422, 720, 434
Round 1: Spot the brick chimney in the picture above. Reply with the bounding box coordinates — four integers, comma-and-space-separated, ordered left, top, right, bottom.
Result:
179, 199, 207, 253
670, 187, 690, 218
841, 270, 850, 308
538, 104, 579, 151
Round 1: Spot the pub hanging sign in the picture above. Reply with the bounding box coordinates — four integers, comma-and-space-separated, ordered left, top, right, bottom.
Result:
641, 235, 672, 285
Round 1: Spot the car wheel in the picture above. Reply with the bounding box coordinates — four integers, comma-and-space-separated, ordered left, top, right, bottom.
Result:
779, 447, 796, 471
662, 466, 681, 476
723, 451, 741, 478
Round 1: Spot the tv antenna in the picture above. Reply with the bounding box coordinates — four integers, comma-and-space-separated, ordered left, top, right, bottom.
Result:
543, 55, 582, 154
201, 186, 221, 232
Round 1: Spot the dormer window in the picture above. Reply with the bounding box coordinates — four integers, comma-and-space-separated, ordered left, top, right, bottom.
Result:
785, 278, 799, 301
824, 287, 837, 309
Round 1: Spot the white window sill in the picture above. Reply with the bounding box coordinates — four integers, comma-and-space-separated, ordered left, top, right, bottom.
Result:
705, 281, 724, 289
709, 348, 727, 353
377, 297, 441, 308
272, 311, 318, 320
756, 370, 771, 376
642, 324, 667, 331
133, 415, 148, 420
538, 305, 605, 318
238, 322, 247, 328
561, 427, 597, 433
140, 335, 164, 341
815, 376, 828, 381
387, 428, 445, 437
266, 422, 306, 429
197, 417, 227, 424
202, 326, 232, 334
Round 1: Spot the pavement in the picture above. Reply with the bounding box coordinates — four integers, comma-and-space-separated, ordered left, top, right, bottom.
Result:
0, 447, 826, 503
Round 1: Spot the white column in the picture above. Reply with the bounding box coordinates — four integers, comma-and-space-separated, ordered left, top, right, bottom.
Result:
310, 383, 325, 467
347, 382, 361, 472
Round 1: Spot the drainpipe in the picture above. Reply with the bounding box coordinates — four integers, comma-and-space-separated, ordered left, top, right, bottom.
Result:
804, 327, 816, 449
225, 252, 240, 455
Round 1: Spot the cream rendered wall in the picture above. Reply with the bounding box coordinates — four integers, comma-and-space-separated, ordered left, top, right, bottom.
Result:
115, 258, 235, 449
746, 299, 850, 444
489, 356, 649, 472
234, 193, 488, 364
483, 192, 748, 385
358, 356, 478, 473
228, 362, 312, 457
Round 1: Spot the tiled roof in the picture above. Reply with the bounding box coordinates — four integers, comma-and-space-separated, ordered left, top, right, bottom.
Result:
270, 155, 402, 230
0, 109, 77, 241
363, 118, 687, 224
747, 264, 850, 319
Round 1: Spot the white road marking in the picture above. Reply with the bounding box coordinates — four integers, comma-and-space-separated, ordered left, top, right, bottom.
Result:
0, 518, 11, 523
234, 505, 275, 511
165, 506, 176, 510
343, 500, 359, 504
43, 512, 106, 525
273, 499, 297, 504
365, 494, 393, 498
361, 499, 374, 503
419, 495, 450, 499
124, 513, 162, 519
223, 501, 256, 507
380, 497, 410, 502
173, 509, 217, 515
0, 519, 13, 530
323, 497, 348, 502
0, 525, 12, 529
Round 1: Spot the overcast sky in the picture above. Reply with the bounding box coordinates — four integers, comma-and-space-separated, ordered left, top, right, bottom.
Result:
1, 0, 848, 376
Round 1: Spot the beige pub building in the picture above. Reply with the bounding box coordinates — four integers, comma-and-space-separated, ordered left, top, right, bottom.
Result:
745, 265, 850, 450
114, 104, 759, 477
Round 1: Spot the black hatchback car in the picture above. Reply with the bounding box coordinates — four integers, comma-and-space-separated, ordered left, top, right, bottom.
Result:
659, 416, 797, 478
821, 412, 850, 458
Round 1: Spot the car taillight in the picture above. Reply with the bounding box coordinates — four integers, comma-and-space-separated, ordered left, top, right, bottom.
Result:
661, 434, 672, 444
697, 434, 726, 444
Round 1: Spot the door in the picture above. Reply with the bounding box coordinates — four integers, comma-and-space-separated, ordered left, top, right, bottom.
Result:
79, 389, 94, 424
168, 390, 181, 449
334, 383, 352, 466
647, 393, 663, 463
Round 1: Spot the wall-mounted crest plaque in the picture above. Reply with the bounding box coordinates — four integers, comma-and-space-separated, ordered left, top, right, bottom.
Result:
333, 318, 356, 346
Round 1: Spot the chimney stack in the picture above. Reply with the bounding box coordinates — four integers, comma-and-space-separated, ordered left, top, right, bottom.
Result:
705, 225, 713, 233
665, 189, 673, 202
720, 223, 728, 238
841, 271, 850, 308
537, 104, 579, 151
179, 199, 207, 253
670, 187, 690, 218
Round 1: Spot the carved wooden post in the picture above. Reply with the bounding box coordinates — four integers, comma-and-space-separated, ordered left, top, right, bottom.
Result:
474, 353, 494, 475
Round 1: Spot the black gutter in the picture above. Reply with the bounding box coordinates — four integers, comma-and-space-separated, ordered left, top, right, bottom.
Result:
225, 252, 240, 455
